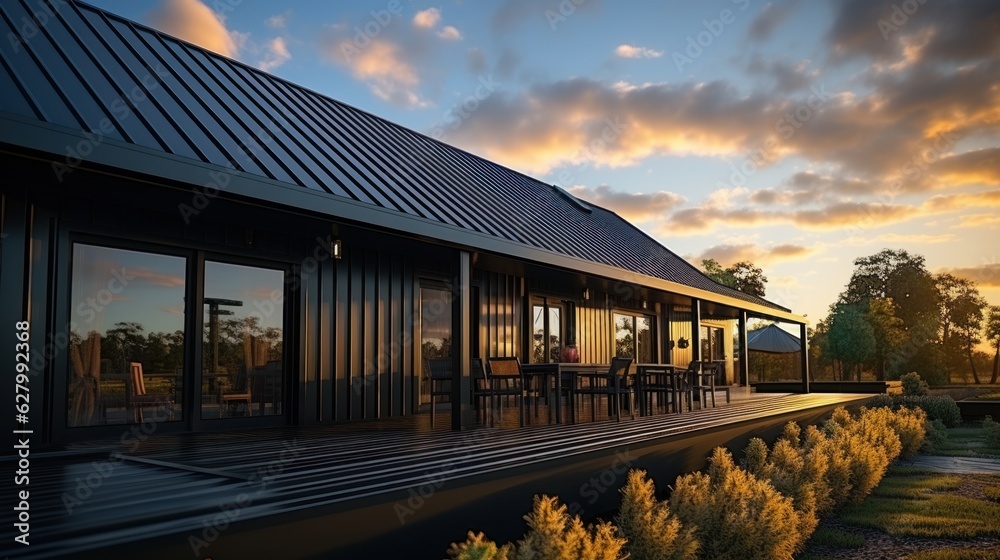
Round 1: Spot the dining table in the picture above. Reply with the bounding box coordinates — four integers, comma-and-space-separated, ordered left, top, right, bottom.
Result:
520, 362, 609, 424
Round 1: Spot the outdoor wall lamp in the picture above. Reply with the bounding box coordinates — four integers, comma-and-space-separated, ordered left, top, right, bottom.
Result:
642, 299, 648, 309
677, 337, 690, 349
583, 288, 591, 300
332, 238, 342, 259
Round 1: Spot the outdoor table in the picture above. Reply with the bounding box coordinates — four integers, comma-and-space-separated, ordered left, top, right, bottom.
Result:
634, 364, 681, 416
521, 363, 607, 424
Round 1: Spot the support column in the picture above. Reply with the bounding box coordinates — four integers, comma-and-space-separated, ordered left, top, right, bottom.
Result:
800, 323, 810, 394
452, 251, 473, 430
691, 299, 701, 363
737, 310, 749, 387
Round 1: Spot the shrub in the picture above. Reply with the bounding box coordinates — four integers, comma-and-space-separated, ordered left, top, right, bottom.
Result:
448, 532, 511, 560
514, 495, 625, 560
862, 405, 926, 460
615, 470, 698, 560
670, 447, 805, 560
983, 416, 1000, 449
868, 394, 962, 428
900, 372, 930, 396
740, 437, 770, 478
922, 418, 949, 454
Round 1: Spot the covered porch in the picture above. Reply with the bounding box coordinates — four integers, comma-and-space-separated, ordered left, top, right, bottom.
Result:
0, 392, 868, 559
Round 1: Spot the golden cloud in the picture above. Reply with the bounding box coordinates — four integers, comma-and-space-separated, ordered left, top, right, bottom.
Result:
150, 0, 238, 57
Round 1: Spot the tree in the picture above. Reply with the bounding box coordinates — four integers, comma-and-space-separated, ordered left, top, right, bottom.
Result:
702, 259, 735, 287
729, 261, 768, 297
867, 298, 906, 379
825, 303, 875, 381
701, 259, 767, 297
838, 249, 940, 380
937, 274, 988, 383
986, 306, 1000, 385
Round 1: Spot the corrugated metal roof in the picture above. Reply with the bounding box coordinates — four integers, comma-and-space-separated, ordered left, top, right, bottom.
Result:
0, 0, 787, 312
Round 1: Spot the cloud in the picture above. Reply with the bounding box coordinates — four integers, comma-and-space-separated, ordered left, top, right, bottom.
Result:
746, 56, 816, 92
956, 214, 1000, 229
877, 233, 955, 244
826, 0, 1000, 65
441, 77, 802, 173
413, 8, 441, 28
438, 25, 463, 41
691, 242, 818, 267
321, 25, 430, 108
930, 148, 1000, 187
149, 0, 238, 57
266, 14, 286, 29
935, 262, 1000, 288
614, 44, 663, 59
568, 184, 686, 222
129, 267, 186, 288
747, 0, 801, 41
468, 48, 488, 74
257, 37, 291, 72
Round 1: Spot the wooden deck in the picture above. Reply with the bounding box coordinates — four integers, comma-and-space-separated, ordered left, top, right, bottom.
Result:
2, 392, 873, 559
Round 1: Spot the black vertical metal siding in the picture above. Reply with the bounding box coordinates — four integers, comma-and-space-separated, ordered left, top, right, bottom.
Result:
327, 246, 419, 422
475, 270, 522, 359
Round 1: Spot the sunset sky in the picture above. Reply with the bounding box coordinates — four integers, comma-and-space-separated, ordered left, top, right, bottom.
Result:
87, 0, 1000, 326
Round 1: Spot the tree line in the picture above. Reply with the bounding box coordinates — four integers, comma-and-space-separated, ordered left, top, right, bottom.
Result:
811, 249, 999, 384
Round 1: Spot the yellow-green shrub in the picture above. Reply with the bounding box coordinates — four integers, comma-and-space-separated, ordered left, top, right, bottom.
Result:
514, 495, 625, 560
448, 532, 511, 560
670, 447, 805, 560
615, 469, 698, 560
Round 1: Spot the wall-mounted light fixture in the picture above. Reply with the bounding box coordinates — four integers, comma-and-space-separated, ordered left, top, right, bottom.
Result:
332, 238, 342, 259
582, 288, 591, 301
677, 337, 690, 349
642, 299, 648, 310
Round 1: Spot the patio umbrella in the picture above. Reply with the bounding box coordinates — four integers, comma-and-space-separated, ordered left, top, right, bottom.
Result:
747, 324, 801, 354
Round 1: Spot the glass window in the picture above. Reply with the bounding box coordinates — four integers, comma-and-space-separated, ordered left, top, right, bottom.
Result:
202, 261, 285, 418
68, 244, 186, 427
531, 300, 563, 363
419, 286, 452, 405
615, 312, 655, 363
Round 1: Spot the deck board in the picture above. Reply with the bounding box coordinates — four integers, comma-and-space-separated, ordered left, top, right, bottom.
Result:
1, 393, 872, 558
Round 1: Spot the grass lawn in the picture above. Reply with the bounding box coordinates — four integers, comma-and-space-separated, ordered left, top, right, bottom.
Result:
798, 422, 1000, 559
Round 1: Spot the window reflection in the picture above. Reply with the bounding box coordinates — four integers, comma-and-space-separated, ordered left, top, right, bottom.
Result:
202, 261, 285, 418
67, 244, 185, 427
615, 312, 654, 363
420, 286, 452, 405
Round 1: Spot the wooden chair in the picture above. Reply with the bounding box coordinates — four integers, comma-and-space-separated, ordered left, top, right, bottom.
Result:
471, 358, 494, 426
219, 365, 253, 417
426, 358, 453, 428
126, 362, 174, 423
487, 357, 526, 427
575, 357, 635, 422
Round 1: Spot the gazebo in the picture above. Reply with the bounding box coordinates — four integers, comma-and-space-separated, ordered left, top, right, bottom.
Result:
747, 324, 803, 382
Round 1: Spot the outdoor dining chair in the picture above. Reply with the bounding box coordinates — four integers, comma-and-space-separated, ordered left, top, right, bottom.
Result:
487, 356, 526, 427
574, 357, 635, 422
219, 365, 253, 417
426, 358, 453, 428
127, 362, 175, 423
471, 358, 494, 427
